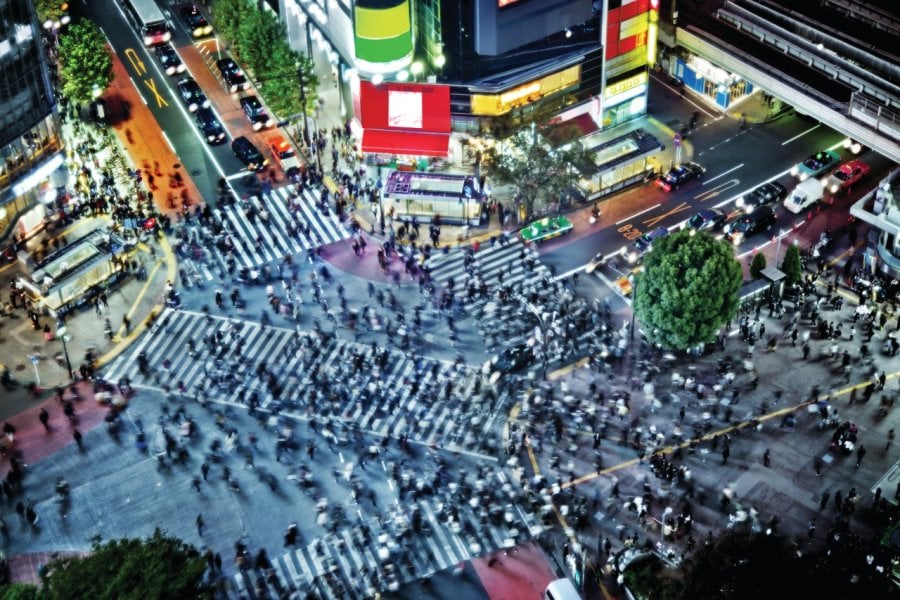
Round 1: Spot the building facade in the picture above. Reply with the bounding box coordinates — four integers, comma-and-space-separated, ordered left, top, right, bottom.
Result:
280, 0, 658, 158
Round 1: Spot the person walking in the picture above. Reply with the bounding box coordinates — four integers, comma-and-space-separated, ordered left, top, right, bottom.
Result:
39, 408, 50, 432
196, 514, 204, 536
763, 448, 771, 467
201, 462, 209, 481
192, 476, 202, 493
819, 490, 830, 511
73, 429, 84, 451
856, 444, 867, 468
887, 429, 895, 451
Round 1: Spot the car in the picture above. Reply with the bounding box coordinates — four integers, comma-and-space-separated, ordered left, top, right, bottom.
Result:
194, 108, 226, 145
626, 227, 669, 264
176, 78, 210, 112
723, 205, 775, 244
216, 57, 248, 93
735, 181, 787, 213
239, 96, 274, 131
180, 4, 212, 37
153, 43, 185, 76
687, 208, 727, 232
490, 343, 535, 375
584, 252, 606, 274
790, 150, 840, 181
232, 136, 268, 171
825, 160, 870, 194
657, 162, 705, 192
268, 136, 301, 171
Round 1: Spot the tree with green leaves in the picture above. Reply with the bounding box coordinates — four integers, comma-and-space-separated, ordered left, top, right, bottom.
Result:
258, 51, 319, 120
236, 8, 283, 77
750, 251, 767, 279
57, 20, 112, 105
210, 0, 253, 49
633, 229, 742, 350
781, 243, 803, 285
34, 0, 69, 27
37, 529, 212, 600
482, 125, 595, 218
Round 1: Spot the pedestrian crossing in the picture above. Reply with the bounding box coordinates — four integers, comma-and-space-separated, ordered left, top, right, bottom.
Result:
222, 472, 544, 600
424, 239, 549, 304
103, 310, 508, 451
211, 184, 350, 269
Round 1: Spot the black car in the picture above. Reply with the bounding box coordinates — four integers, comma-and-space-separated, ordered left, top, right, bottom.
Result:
231, 136, 267, 171
491, 343, 534, 375
216, 58, 248, 93
239, 96, 274, 131
195, 108, 227, 145
153, 43, 185, 76
180, 4, 212, 37
657, 162, 705, 192
724, 205, 776, 244
687, 208, 727, 232
176, 78, 209, 112
736, 181, 787, 213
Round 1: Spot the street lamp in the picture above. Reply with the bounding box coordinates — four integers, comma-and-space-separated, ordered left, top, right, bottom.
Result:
57, 323, 74, 381
295, 62, 312, 148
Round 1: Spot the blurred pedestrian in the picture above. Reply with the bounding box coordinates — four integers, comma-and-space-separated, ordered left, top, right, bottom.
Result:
196, 514, 204, 536
856, 444, 866, 468
39, 408, 50, 432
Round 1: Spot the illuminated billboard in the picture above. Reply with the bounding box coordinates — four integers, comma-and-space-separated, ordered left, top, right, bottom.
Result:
353, 0, 413, 67
354, 81, 451, 156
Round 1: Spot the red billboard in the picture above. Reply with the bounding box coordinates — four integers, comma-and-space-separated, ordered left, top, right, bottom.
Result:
355, 81, 452, 157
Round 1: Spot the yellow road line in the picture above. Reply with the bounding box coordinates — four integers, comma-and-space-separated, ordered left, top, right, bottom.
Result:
548, 357, 590, 381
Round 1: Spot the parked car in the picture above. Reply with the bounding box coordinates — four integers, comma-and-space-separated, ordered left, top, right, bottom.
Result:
724, 205, 775, 244
825, 160, 870, 194
153, 43, 185, 76
784, 178, 824, 213
657, 162, 705, 192
180, 4, 212, 37
176, 78, 210, 112
791, 149, 840, 181
735, 181, 787, 213
268, 136, 300, 172
626, 227, 669, 264
231, 136, 267, 171
239, 96, 274, 131
687, 208, 727, 232
195, 108, 226, 145
216, 57, 248, 93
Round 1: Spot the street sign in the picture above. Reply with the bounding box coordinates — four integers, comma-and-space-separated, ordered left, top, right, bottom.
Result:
29, 355, 39, 365
57, 326, 67, 337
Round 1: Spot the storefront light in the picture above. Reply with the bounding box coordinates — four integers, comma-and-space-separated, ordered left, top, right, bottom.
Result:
396, 69, 409, 82
410, 61, 423, 76
433, 54, 445, 68
371, 73, 384, 86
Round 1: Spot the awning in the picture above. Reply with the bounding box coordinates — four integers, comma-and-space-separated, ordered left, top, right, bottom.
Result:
360, 129, 450, 157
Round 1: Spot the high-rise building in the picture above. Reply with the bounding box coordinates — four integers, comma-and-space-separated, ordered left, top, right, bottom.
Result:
0, 0, 63, 242
281, 0, 658, 158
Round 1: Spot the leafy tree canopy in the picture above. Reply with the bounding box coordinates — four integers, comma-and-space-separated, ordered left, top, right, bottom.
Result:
634, 229, 742, 349
39, 529, 211, 600
34, 0, 68, 25
750, 251, 767, 279
57, 20, 112, 105
210, 0, 253, 48
781, 243, 803, 285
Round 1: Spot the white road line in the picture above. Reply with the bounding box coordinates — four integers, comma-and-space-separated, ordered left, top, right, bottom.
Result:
703, 163, 743, 185
616, 203, 660, 225
161, 131, 176, 153
781, 124, 821, 146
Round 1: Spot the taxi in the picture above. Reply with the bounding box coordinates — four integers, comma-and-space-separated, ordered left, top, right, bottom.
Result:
267, 136, 301, 172
825, 160, 870, 194
520, 215, 573, 243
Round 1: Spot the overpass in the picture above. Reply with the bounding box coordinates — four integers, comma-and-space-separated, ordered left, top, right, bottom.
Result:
671, 0, 900, 162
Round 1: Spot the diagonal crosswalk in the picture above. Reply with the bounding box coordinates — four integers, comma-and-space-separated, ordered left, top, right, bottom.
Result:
221, 471, 544, 600
103, 311, 508, 451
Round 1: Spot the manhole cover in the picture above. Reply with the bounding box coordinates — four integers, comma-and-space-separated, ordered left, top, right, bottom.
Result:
15, 364, 25, 372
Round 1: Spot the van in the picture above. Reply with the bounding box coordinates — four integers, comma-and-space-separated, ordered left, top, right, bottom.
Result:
544, 578, 581, 600
784, 178, 824, 214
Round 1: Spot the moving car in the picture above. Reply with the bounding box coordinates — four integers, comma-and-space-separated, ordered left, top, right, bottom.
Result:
176, 78, 210, 112
239, 96, 274, 131
268, 136, 301, 172
791, 150, 840, 181
490, 343, 535, 375
231, 136, 268, 171
687, 208, 727, 232
627, 227, 669, 264
784, 178, 824, 213
194, 108, 226, 145
584, 252, 606, 274
153, 43, 185, 76
520, 216, 573, 244
657, 162, 705, 192
724, 205, 775, 244
180, 4, 212, 37
825, 160, 870, 194
216, 57, 248, 93
735, 181, 787, 213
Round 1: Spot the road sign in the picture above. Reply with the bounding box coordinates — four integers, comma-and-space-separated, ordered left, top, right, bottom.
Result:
57, 326, 67, 337
29, 355, 39, 365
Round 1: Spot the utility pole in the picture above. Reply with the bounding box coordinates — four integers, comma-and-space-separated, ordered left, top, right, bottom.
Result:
296, 62, 311, 149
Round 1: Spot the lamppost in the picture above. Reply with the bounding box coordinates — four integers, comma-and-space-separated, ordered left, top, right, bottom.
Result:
57, 322, 74, 381
295, 61, 312, 149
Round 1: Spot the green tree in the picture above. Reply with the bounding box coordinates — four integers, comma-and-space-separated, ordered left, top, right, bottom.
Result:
210, 0, 253, 50
482, 125, 595, 218
57, 20, 112, 105
257, 51, 318, 122
781, 243, 803, 285
0, 584, 40, 600
34, 0, 68, 26
633, 229, 742, 350
236, 8, 283, 77
750, 251, 767, 279
39, 529, 212, 600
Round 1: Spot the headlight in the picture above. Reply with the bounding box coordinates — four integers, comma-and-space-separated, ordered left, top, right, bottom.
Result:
163, 31, 172, 42
736, 197, 745, 207
207, 135, 216, 142
253, 122, 263, 131
177, 64, 186, 73
204, 26, 213, 35
790, 166, 799, 176
166, 65, 175, 75
799, 172, 808, 181
830, 183, 839, 193
265, 119, 274, 128
731, 233, 742, 245
143, 36, 153, 45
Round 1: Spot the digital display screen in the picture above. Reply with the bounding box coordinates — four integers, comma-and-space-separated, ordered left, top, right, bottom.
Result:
388, 90, 423, 128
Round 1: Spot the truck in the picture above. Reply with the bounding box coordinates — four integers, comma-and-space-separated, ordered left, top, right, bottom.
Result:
784, 178, 824, 214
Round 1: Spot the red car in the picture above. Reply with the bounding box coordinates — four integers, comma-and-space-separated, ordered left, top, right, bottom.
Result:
825, 160, 870, 194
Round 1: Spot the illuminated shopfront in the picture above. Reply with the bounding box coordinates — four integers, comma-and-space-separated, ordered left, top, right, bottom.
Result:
602, 71, 649, 127
470, 65, 581, 116
671, 56, 754, 109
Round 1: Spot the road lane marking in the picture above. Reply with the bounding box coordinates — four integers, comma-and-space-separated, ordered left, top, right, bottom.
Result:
615, 203, 660, 225
643, 202, 691, 228
124, 48, 147, 76
782, 124, 821, 146
696, 179, 740, 201
703, 163, 743, 185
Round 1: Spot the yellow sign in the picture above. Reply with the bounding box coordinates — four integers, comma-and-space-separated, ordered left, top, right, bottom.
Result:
471, 65, 581, 116
605, 72, 648, 99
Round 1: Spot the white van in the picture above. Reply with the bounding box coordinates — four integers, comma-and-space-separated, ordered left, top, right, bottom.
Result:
784, 178, 824, 213
544, 578, 582, 600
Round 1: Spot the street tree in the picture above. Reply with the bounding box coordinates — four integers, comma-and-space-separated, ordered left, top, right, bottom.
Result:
481, 125, 595, 219
633, 229, 742, 350
209, 0, 252, 47
57, 20, 112, 105
236, 8, 283, 77
750, 251, 767, 279
34, 0, 68, 27
258, 51, 319, 121
781, 243, 803, 285
38, 529, 212, 599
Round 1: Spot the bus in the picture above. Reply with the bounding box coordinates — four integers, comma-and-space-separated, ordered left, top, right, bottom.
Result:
121, 0, 171, 46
